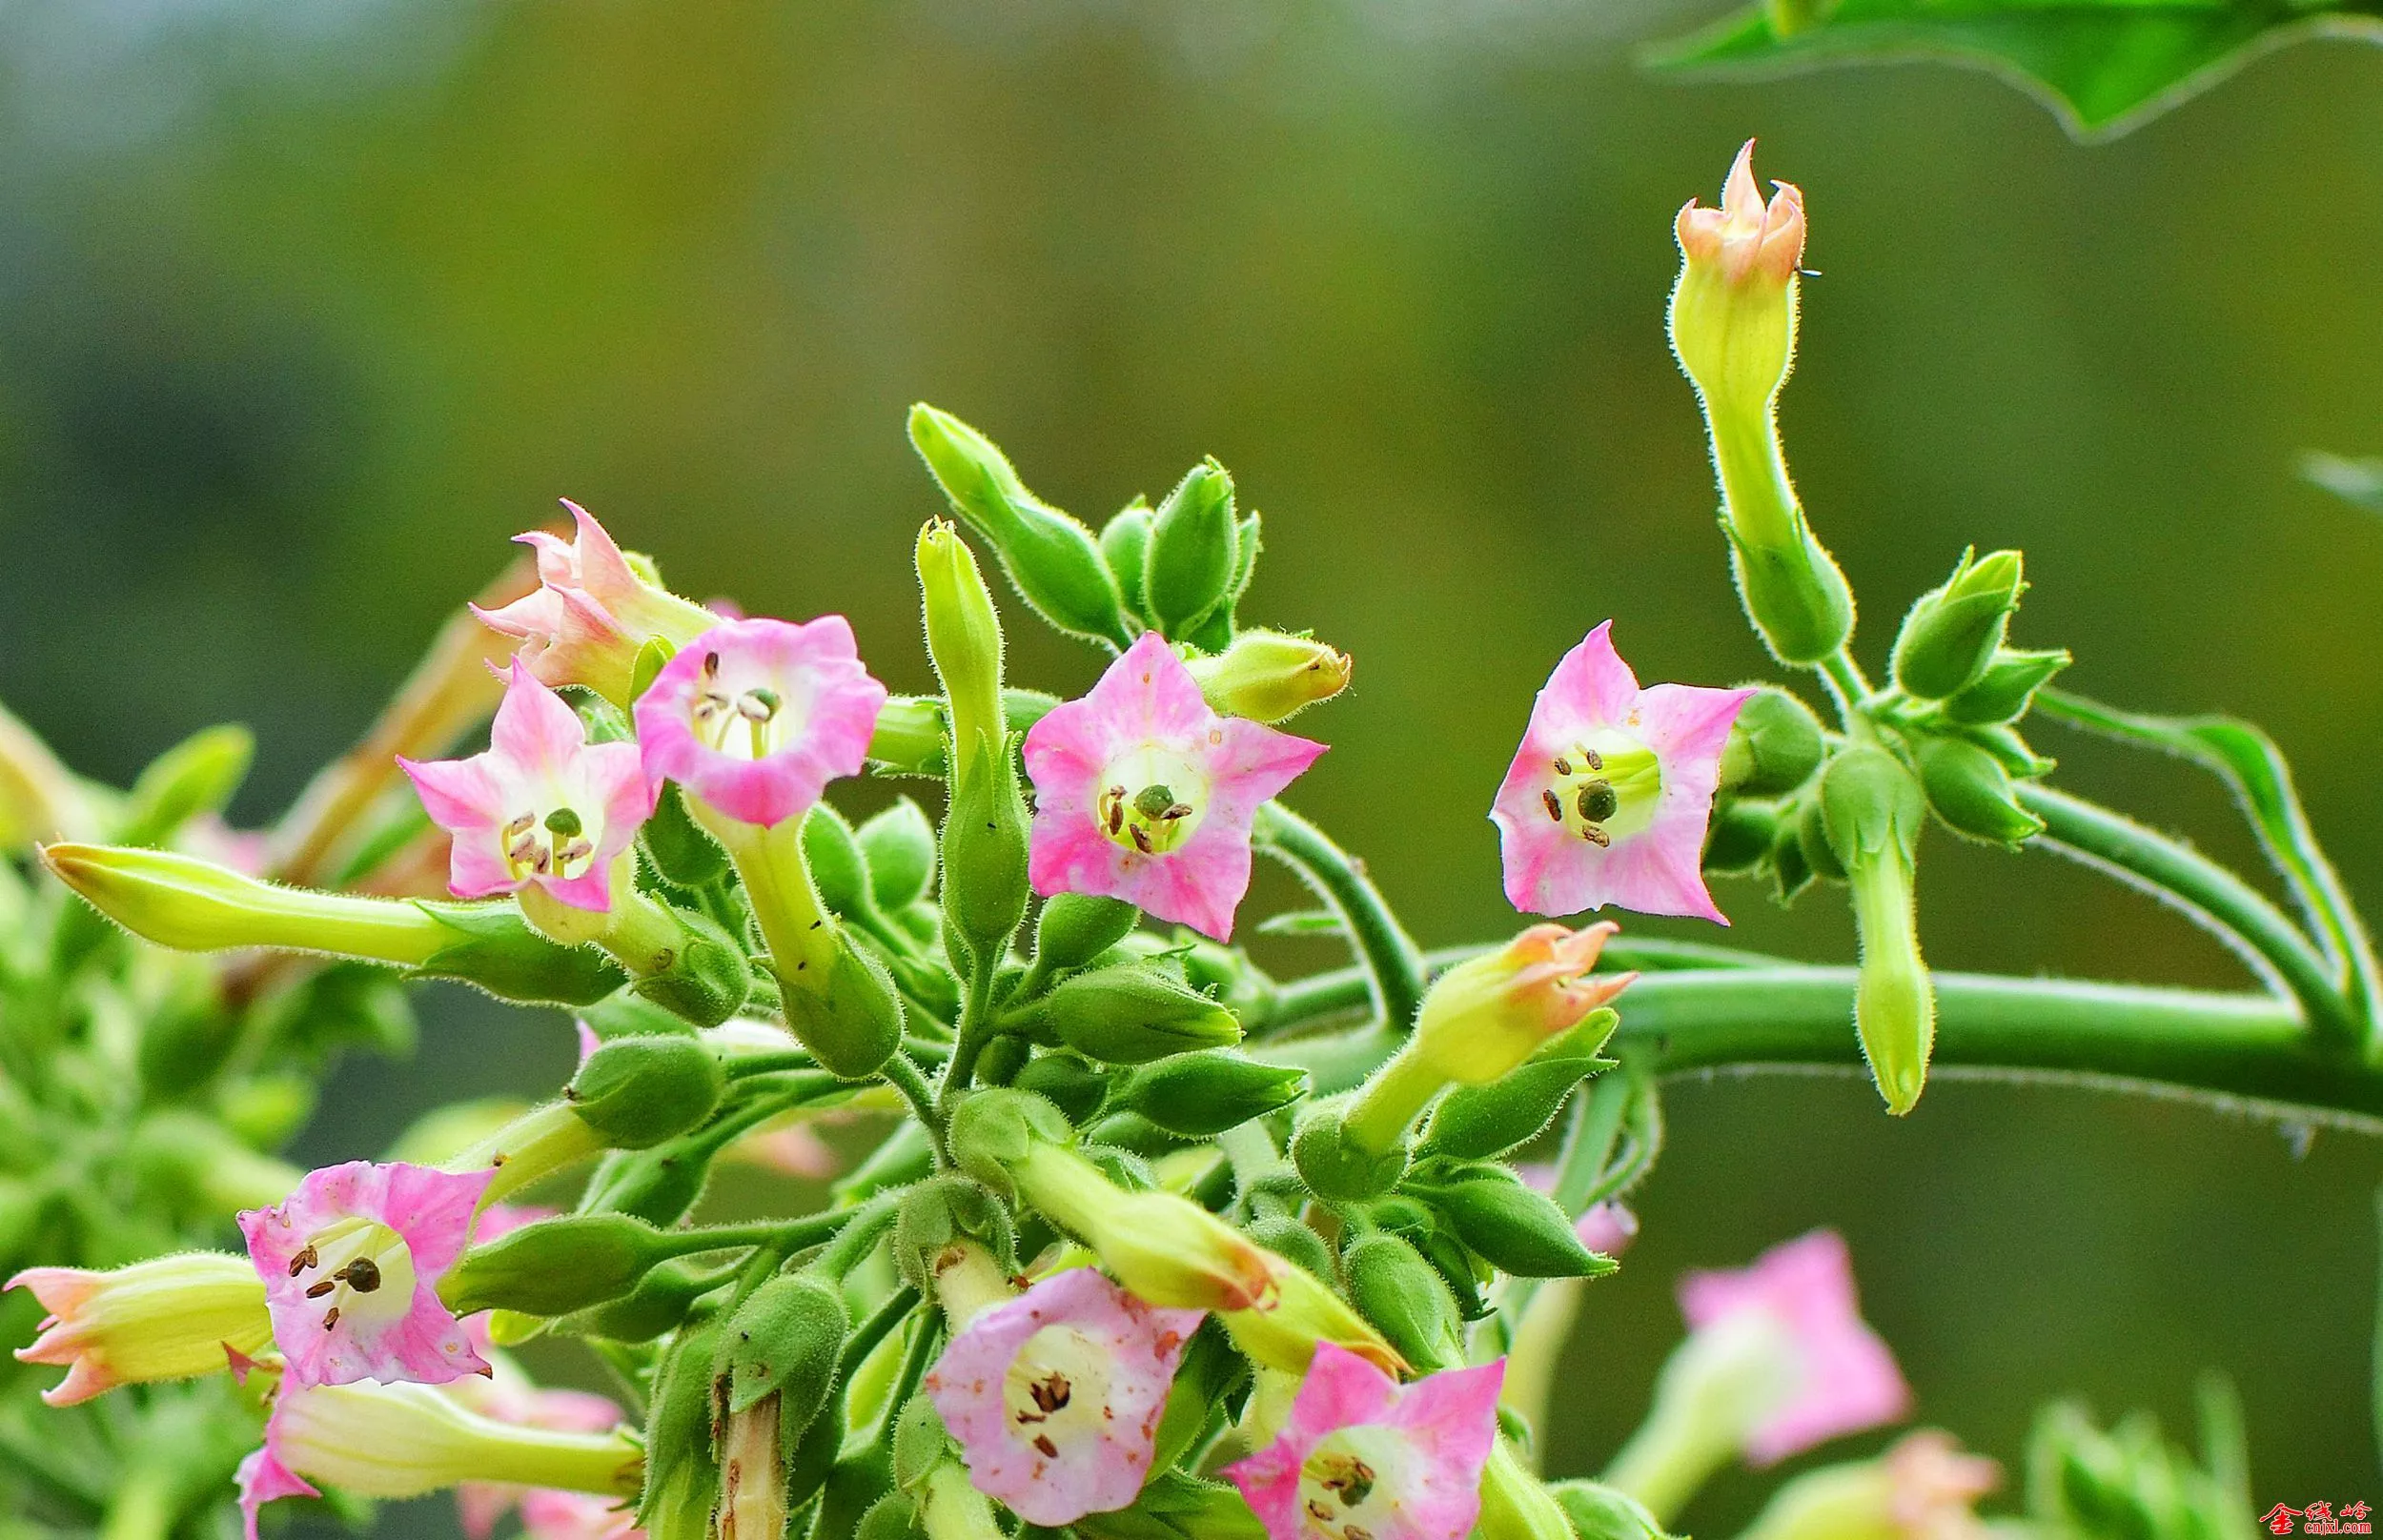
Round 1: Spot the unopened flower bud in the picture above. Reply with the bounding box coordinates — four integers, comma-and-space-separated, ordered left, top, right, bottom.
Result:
7, 1253, 273, 1406
558, 1258, 726, 1343
1718, 687, 1827, 796
1549, 1479, 1676, 1540
918, 519, 1009, 763
1703, 796, 1783, 874
1405, 1161, 1616, 1280
858, 1492, 927, 1540
803, 801, 879, 922
1422, 1011, 1616, 1161
0, 699, 99, 851
1291, 1101, 1412, 1202
719, 1272, 847, 1447
115, 724, 254, 848
941, 731, 1031, 968
1412, 924, 1634, 1090
1025, 893, 1143, 990
1099, 499, 1153, 617
566, 1035, 727, 1149
1916, 735, 2045, 848
1342, 1230, 1465, 1372
441, 1213, 676, 1317
1941, 646, 2070, 726
1143, 459, 1241, 637
1891, 548, 2026, 700
1114, 1050, 1307, 1138
1008, 1051, 1110, 1125
1820, 747, 1935, 1114
947, 1088, 1076, 1199
639, 1315, 724, 1539
1013, 1142, 1276, 1311
1477, 1440, 1578, 1540
893, 1180, 1017, 1297
908, 404, 1131, 649
1027, 962, 1242, 1064
624, 903, 753, 1027
859, 798, 939, 909
1182, 630, 1354, 723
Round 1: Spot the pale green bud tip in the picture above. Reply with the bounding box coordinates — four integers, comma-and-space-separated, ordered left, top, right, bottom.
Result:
1182, 631, 1354, 723
1892, 546, 2027, 699
916, 517, 1007, 751
38, 842, 448, 962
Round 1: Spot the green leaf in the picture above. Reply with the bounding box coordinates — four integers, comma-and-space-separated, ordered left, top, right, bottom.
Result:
1646, 0, 2383, 141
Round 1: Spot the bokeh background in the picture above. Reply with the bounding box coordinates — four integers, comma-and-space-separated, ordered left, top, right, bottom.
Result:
5, 0, 2383, 1525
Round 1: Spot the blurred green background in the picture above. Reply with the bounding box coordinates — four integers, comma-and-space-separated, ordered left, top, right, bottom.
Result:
5, 0, 2382, 1525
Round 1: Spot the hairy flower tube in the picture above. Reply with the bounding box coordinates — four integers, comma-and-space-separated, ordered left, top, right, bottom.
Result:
1603, 1229, 1910, 1522
1734, 1429, 2000, 1540
237, 1160, 495, 1389
400, 661, 651, 924
1228, 1343, 1505, 1540
238, 1378, 642, 1540
472, 500, 719, 705
452, 1350, 640, 1540
925, 1267, 1203, 1525
1024, 631, 1325, 941
7, 1253, 273, 1405
1492, 622, 1751, 924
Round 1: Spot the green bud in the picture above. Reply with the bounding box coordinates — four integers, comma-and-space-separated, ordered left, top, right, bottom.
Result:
1821, 746, 1935, 1116
783, 942, 906, 1080
1701, 797, 1781, 874
1717, 688, 1826, 796
1916, 734, 2045, 848
1422, 1013, 1615, 1162
941, 732, 1031, 969
908, 404, 1130, 648
116, 724, 253, 847
814, 1444, 897, 1540
803, 802, 879, 923
410, 899, 630, 1005
1343, 1230, 1464, 1372
890, 1395, 951, 1494
643, 781, 731, 887
1010, 1050, 1110, 1125
718, 1272, 846, 1443
1143, 459, 1240, 637
630, 907, 752, 1028
1291, 1101, 1409, 1202
856, 1493, 926, 1540
1818, 744, 1924, 872
784, 1388, 848, 1516
1032, 962, 1242, 1064
918, 519, 1009, 762
639, 1315, 724, 1537
892, 1177, 1018, 1292
1029, 893, 1144, 984
558, 1259, 727, 1342
1176, 936, 1281, 1027
1115, 1050, 1307, 1137
566, 1035, 727, 1149
1891, 547, 2026, 700
1549, 1481, 1677, 1540
1941, 646, 2070, 726
443, 1213, 673, 1316
1794, 795, 1846, 883
1958, 721, 2056, 780
1769, 820, 1814, 902
1724, 525, 1856, 668
859, 800, 938, 910
1100, 499, 1153, 618
947, 1088, 1074, 1200
1243, 1214, 1336, 1285
1181, 629, 1353, 725
1407, 1161, 1615, 1280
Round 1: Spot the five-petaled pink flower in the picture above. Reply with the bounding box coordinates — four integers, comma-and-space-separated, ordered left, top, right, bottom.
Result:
1228, 1344, 1504, 1540
1491, 621, 1751, 925
473, 500, 719, 705
633, 617, 888, 829
237, 1161, 494, 1391
1676, 138, 1805, 288
399, 661, 651, 914
1023, 632, 1325, 941
924, 1267, 1204, 1527
1678, 1228, 1911, 1466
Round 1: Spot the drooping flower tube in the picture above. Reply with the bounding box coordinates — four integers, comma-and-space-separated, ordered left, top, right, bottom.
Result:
1491, 622, 1751, 924
1734, 1429, 2000, 1540
1602, 1229, 1911, 1523
7, 1253, 273, 1406
449, 1330, 638, 1540
1227, 1343, 1504, 1540
472, 499, 720, 706
237, 1160, 495, 1390
399, 661, 651, 926
1023, 631, 1325, 941
924, 1267, 1204, 1526
236, 1378, 642, 1540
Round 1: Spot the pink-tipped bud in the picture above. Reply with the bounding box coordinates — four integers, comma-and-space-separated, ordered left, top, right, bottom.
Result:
1676, 140, 1805, 288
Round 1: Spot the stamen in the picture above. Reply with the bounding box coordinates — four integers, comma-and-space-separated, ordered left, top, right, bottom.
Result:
321, 1307, 340, 1330
304, 1280, 336, 1300
1033, 1434, 1059, 1459
1553, 756, 1571, 775
703, 651, 722, 678
288, 1246, 318, 1278
1541, 790, 1563, 821
503, 812, 537, 840
1029, 1373, 1071, 1414
1581, 826, 1611, 847
1130, 825, 1154, 855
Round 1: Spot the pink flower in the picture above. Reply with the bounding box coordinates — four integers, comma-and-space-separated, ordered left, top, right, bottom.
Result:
1023, 632, 1325, 941
399, 661, 650, 914
473, 500, 720, 704
236, 1434, 319, 1540
1884, 1430, 2000, 1540
1492, 621, 1752, 925
519, 1490, 642, 1540
1228, 1344, 1504, 1540
1676, 139, 1805, 288
633, 617, 887, 829
237, 1161, 495, 1390
1679, 1229, 1911, 1466
7, 1253, 271, 1406
924, 1268, 1203, 1526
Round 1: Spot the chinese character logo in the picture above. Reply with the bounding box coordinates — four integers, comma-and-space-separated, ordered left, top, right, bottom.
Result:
2270, 1501, 2377, 1535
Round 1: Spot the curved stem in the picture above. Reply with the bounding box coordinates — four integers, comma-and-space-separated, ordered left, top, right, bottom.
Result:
2018, 784, 2354, 1046
1261, 967, 2383, 1128
1253, 803, 1427, 1033
1817, 650, 1870, 729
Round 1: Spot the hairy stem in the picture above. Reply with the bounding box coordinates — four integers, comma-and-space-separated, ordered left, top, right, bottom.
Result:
1253, 802, 1429, 1032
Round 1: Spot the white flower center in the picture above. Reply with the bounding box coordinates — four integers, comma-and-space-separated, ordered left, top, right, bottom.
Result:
1535, 730, 1660, 848
1003, 1324, 1115, 1461
1096, 744, 1211, 858
1298, 1426, 1411, 1540
286, 1217, 418, 1339
689, 648, 810, 762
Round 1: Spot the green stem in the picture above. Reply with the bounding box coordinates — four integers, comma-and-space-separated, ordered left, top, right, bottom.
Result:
883, 1052, 942, 1149
1253, 802, 1427, 1032
1817, 650, 1870, 728
1263, 938, 1779, 1032
2019, 784, 2354, 1046
936, 962, 1000, 1128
